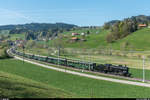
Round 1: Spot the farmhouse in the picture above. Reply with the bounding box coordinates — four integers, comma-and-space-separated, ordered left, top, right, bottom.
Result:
138, 24, 147, 27
71, 37, 79, 42
80, 38, 86, 41
72, 33, 79, 36
81, 33, 85, 36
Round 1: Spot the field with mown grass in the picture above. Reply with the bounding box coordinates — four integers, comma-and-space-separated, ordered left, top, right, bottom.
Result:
1, 59, 150, 98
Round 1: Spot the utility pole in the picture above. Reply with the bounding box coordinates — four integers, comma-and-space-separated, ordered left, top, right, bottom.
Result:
142, 56, 145, 82
82, 48, 84, 72
22, 45, 25, 64
58, 46, 60, 67
88, 52, 90, 71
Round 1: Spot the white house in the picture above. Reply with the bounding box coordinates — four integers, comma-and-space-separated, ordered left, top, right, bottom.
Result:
81, 33, 85, 36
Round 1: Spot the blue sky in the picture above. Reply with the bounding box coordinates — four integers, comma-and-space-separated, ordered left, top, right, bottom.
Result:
0, 0, 150, 26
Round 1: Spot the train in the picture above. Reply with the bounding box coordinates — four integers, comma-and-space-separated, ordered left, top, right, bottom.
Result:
10, 48, 131, 77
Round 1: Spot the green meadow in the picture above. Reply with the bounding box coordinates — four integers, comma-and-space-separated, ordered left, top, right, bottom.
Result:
1, 59, 150, 98
0, 71, 73, 98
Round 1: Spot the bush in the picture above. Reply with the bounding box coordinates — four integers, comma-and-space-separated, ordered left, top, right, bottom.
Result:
0, 49, 13, 59
147, 55, 150, 59
137, 54, 142, 59
115, 52, 121, 56
106, 34, 114, 43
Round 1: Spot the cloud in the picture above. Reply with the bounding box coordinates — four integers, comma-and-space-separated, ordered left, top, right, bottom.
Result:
0, 8, 34, 23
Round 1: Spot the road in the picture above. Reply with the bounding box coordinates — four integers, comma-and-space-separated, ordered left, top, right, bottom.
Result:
13, 55, 150, 88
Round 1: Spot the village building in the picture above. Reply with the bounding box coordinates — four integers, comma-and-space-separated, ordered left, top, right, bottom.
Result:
80, 38, 86, 41
72, 33, 79, 36
15, 40, 25, 46
81, 33, 85, 36
71, 37, 79, 42
138, 24, 147, 28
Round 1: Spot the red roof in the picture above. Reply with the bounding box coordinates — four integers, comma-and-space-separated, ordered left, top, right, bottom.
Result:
71, 37, 78, 40
138, 24, 147, 27
72, 33, 79, 35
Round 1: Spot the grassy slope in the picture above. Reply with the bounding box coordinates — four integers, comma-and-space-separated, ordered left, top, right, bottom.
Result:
1, 59, 150, 98
0, 47, 9, 59
50, 28, 109, 49
0, 71, 73, 98
111, 28, 150, 50
49, 28, 150, 50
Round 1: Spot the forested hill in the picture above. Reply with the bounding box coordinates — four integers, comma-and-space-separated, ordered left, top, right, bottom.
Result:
0, 23, 78, 31
103, 15, 150, 43
104, 15, 150, 29
0, 23, 77, 40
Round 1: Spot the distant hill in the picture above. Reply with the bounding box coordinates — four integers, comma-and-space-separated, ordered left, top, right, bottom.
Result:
104, 15, 150, 28
104, 20, 120, 26
0, 23, 78, 40
0, 23, 78, 31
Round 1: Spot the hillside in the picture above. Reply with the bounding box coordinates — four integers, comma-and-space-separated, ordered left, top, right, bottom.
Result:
111, 28, 150, 50
49, 27, 150, 51
49, 28, 109, 49
0, 71, 72, 98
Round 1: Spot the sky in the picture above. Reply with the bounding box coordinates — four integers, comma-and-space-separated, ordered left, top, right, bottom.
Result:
0, 0, 150, 26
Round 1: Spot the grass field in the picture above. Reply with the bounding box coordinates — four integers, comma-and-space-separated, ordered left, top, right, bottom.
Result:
49, 28, 109, 49
110, 28, 150, 50
0, 46, 10, 59
9, 34, 25, 41
19, 47, 150, 80
1, 59, 150, 98
17, 53, 150, 82
0, 71, 73, 98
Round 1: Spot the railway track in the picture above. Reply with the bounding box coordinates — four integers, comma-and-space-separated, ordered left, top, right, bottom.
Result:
8, 48, 150, 83
12, 54, 150, 88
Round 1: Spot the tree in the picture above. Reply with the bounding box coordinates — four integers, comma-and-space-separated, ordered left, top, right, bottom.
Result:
53, 35, 65, 56
105, 15, 150, 43
0, 34, 5, 41
106, 34, 114, 43
103, 23, 110, 29
87, 30, 90, 34
121, 41, 130, 52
